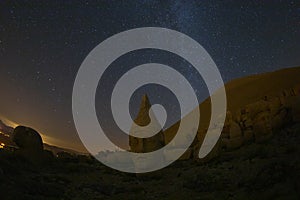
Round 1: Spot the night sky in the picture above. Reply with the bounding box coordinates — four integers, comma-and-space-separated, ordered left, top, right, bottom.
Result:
0, 0, 300, 152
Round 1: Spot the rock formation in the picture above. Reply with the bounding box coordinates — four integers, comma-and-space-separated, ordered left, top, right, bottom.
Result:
12, 126, 43, 151
11, 126, 44, 162
217, 84, 300, 152
129, 84, 300, 163
129, 95, 165, 153
129, 95, 166, 171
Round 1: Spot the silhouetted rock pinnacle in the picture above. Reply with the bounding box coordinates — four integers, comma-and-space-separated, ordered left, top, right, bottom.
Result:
134, 94, 151, 126
129, 95, 165, 153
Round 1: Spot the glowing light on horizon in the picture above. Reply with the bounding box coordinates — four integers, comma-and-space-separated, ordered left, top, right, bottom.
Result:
0, 116, 19, 128
1, 116, 82, 152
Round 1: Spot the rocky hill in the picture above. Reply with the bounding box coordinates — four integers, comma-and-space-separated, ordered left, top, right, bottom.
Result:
134, 66, 300, 161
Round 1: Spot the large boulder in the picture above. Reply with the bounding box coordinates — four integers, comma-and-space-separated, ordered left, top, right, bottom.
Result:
12, 126, 43, 151
268, 97, 282, 116
252, 112, 273, 142
244, 100, 269, 119
243, 130, 254, 143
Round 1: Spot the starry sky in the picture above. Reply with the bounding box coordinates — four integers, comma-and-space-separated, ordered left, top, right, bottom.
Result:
0, 0, 299, 152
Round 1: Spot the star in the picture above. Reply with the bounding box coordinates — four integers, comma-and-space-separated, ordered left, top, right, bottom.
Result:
0, 0, 299, 152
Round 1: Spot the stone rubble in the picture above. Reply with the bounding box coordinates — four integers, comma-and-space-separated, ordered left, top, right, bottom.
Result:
129, 84, 300, 162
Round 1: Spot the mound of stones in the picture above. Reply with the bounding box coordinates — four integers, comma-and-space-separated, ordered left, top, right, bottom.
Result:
129, 84, 300, 162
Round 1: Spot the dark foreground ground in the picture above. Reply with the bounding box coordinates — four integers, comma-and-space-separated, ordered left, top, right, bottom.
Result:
1, 124, 300, 200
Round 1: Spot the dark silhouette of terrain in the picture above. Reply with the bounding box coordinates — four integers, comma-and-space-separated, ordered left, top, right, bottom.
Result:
0, 66, 300, 199
0, 123, 299, 199
0, 120, 14, 135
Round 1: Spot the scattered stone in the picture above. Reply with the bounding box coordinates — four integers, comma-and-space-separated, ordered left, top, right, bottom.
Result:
129, 86, 300, 162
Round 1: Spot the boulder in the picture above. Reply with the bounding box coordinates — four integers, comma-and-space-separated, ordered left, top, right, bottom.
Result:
268, 97, 282, 116
281, 88, 295, 97
252, 112, 273, 142
12, 126, 43, 151
229, 121, 242, 139
11, 126, 45, 163
243, 130, 254, 143
244, 100, 270, 119
222, 137, 243, 150
222, 121, 242, 140
242, 118, 253, 129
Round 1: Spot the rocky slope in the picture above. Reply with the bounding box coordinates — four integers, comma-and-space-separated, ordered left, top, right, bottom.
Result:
135, 66, 300, 161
